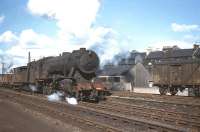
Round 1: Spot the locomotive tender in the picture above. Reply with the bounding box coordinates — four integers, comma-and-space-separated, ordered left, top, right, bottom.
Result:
146, 45, 200, 96
0, 48, 107, 101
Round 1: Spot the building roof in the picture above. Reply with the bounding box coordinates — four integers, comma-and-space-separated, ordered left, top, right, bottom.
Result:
146, 48, 194, 59
99, 65, 131, 76
170, 49, 193, 58
130, 52, 146, 59
146, 51, 164, 59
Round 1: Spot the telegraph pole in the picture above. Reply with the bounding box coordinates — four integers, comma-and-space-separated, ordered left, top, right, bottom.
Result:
1, 62, 5, 74
1, 62, 4, 82
27, 52, 31, 83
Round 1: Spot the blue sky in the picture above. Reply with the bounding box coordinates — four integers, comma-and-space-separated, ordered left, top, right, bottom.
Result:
97, 0, 200, 45
0, 0, 200, 67
0, 0, 57, 36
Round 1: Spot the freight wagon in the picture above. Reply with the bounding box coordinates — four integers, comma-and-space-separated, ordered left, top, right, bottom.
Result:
147, 45, 200, 96
152, 60, 200, 96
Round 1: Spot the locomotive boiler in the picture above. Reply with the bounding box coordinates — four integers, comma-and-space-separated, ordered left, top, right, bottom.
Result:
28, 48, 99, 82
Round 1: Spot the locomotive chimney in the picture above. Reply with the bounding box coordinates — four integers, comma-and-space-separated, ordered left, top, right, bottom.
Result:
80, 48, 86, 51
80, 48, 86, 53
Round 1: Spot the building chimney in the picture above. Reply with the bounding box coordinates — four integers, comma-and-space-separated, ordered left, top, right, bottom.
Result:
193, 44, 199, 50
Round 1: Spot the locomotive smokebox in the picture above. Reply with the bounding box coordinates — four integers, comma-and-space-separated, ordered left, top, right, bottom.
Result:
78, 50, 99, 74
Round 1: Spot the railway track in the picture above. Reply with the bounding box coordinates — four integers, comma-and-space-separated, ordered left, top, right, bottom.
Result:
0, 88, 186, 132
108, 96, 200, 114
0, 89, 119, 132
111, 91, 200, 106
80, 100, 200, 131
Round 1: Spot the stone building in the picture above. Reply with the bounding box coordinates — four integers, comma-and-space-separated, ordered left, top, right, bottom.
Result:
98, 51, 150, 91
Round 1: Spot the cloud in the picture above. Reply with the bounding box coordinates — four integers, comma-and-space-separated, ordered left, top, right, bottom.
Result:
6, 29, 56, 60
0, 0, 132, 68
0, 15, 5, 24
183, 34, 200, 42
25, 0, 131, 65
27, 0, 100, 38
4, 27, 125, 67
0, 31, 18, 43
171, 23, 199, 32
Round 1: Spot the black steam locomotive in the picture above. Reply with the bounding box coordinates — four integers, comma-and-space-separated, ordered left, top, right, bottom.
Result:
0, 48, 107, 101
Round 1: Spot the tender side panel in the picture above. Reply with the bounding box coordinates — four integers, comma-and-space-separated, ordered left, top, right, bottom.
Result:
152, 65, 158, 85
153, 64, 169, 86
163, 65, 170, 85
0, 74, 13, 85
187, 63, 200, 85
169, 65, 182, 85
153, 62, 200, 87
13, 70, 27, 84
152, 65, 160, 85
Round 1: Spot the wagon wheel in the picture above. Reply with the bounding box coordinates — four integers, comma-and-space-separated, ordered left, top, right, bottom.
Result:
169, 88, 178, 96
159, 87, 167, 95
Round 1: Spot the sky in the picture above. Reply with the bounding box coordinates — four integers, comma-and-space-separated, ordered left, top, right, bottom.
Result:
0, 0, 200, 70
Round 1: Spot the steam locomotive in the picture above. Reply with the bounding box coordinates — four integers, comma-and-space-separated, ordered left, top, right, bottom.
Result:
0, 48, 108, 102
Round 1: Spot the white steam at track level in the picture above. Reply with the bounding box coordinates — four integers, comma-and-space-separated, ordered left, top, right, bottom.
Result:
29, 84, 38, 92
47, 91, 78, 105
47, 92, 62, 102
66, 97, 78, 105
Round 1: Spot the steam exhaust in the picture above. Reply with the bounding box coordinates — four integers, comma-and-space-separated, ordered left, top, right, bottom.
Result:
65, 97, 78, 105
47, 92, 63, 102
29, 84, 38, 92
47, 91, 78, 105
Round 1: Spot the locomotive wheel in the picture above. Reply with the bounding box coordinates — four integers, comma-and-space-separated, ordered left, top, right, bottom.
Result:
78, 91, 83, 101
90, 89, 99, 102
169, 88, 178, 96
94, 97, 99, 103
193, 88, 200, 97
159, 87, 167, 95
98, 91, 104, 100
